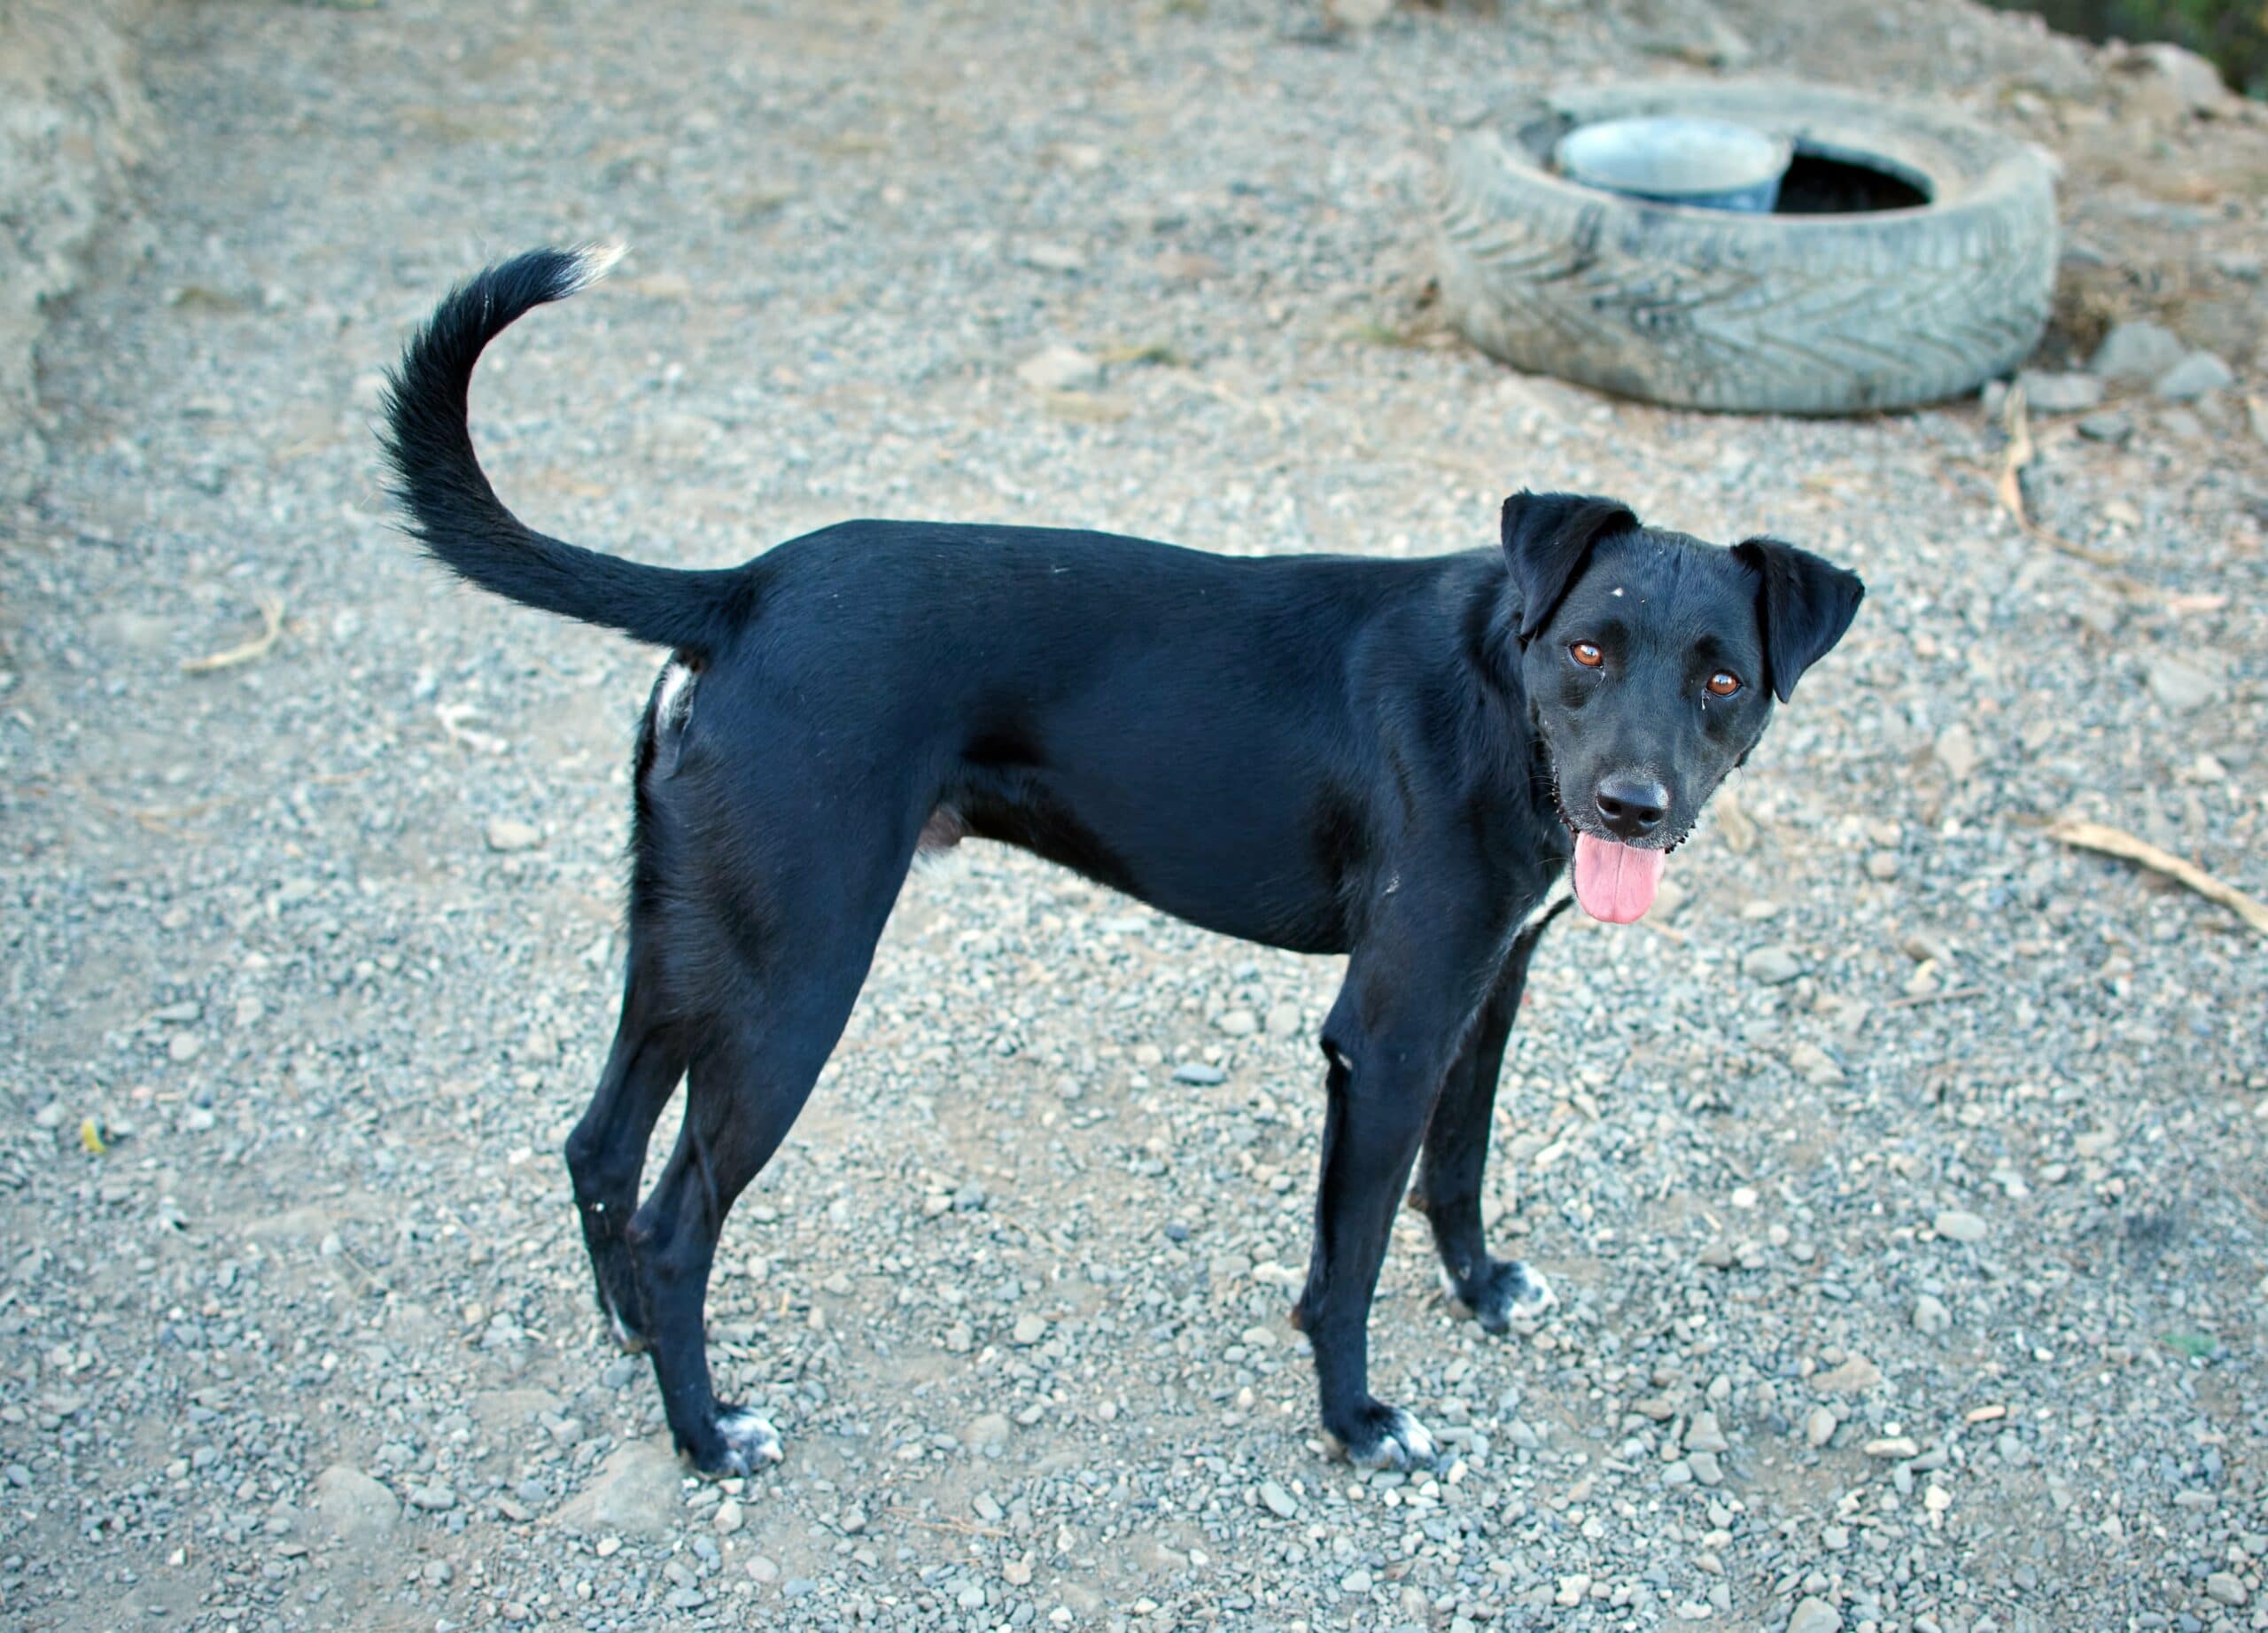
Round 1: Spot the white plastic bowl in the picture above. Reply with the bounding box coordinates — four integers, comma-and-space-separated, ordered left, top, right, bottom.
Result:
1555, 115, 1792, 213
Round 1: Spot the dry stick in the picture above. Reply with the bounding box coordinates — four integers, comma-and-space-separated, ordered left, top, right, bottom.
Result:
2047, 819, 2268, 938
1992, 389, 2148, 583
182, 595, 287, 674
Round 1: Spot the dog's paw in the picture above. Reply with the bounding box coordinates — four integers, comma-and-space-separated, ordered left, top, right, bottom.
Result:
1447, 1258, 1556, 1336
1326, 1400, 1438, 1472
693, 1408, 783, 1477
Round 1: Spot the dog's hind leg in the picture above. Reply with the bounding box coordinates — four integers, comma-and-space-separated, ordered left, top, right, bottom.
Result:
624, 801, 915, 1475
564, 957, 687, 1352
1415, 924, 1557, 1334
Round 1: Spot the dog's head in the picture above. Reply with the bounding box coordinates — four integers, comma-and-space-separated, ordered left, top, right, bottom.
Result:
1500, 491, 1864, 924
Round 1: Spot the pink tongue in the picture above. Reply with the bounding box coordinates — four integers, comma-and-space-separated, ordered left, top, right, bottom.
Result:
1573, 833, 1667, 924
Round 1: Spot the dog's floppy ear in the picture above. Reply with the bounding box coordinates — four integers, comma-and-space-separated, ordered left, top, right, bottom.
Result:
1732, 537, 1866, 704
1501, 491, 1640, 642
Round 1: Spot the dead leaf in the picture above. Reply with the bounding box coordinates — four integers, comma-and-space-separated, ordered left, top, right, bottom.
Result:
1995, 382, 2035, 533
2047, 819, 2268, 937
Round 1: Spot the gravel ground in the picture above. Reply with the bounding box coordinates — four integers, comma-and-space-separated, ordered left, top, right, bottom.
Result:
3, 3, 2265, 1632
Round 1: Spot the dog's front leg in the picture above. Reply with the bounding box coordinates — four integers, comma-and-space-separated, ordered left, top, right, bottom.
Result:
1293, 945, 1478, 1470
1416, 924, 1557, 1334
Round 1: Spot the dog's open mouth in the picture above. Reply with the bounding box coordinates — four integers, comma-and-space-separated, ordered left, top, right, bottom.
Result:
1570, 833, 1667, 924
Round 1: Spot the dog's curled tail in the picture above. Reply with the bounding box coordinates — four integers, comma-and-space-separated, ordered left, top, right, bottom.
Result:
380, 245, 749, 657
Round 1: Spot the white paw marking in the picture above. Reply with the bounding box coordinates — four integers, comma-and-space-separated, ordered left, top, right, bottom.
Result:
604, 1301, 647, 1353
1505, 1264, 1557, 1323
713, 1409, 782, 1474
1345, 1407, 1437, 1471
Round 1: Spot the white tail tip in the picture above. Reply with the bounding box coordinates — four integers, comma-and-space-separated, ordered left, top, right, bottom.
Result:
563, 240, 627, 293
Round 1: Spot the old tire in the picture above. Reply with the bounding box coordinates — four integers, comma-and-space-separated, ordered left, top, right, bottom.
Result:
1436, 82, 2059, 414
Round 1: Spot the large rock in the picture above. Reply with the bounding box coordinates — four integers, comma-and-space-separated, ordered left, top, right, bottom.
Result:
557, 1437, 686, 1538
312, 1466, 400, 1545
0, 0, 151, 497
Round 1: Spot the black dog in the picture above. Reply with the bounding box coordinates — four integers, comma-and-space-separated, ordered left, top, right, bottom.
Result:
383, 247, 1862, 1474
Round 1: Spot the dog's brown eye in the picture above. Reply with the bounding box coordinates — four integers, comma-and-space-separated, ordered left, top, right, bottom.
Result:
1706, 671, 1742, 696
1570, 641, 1604, 669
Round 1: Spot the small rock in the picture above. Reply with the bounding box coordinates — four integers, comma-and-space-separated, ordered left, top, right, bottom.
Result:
1010, 1313, 1047, 1347
1019, 241, 1086, 273
1214, 1008, 1256, 1037
746, 1555, 781, 1584
484, 818, 542, 853
1786, 1042, 1845, 1087
1265, 1002, 1303, 1037
713, 1498, 744, 1536
1865, 851, 1899, 882
407, 1482, 455, 1512
2153, 351, 2234, 401
1688, 1450, 1724, 1486
167, 1032, 204, 1063
1258, 1479, 1299, 1519
1934, 1209, 1988, 1244
1787, 1596, 1844, 1633
1812, 1355, 1882, 1394
1171, 1062, 1225, 1085
1934, 722, 1979, 782
1863, 1435, 1921, 1459
1912, 1294, 1952, 1334
2147, 651, 2221, 713
2016, 370, 2102, 414
1014, 346, 1101, 393
1685, 1411, 1730, 1454
2077, 410, 2132, 443
1743, 946, 1803, 985
2091, 321, 2186, 385
1805, 1406, 1837, 1448
2205, 1572, 2249, 1607
312, 1466, 399, 1544
961, 1412, 1013, 1453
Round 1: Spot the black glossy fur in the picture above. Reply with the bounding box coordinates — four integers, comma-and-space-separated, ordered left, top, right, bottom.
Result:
383, 248, 1864, 1474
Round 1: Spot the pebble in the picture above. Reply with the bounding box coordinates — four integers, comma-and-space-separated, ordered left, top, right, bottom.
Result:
483, 817, 542, 852
713, 1498, 744, 1536
1934, 1209, 1988, 1244
2147, 652, 2220, 712
1787, 1595, 1844, 1633
2077, 409, 2133, 442
1913, 1294, 1952, 1334
1214, 1007, 1257, 1035
1806, 1407, 1837, 1448
1934, 721, 1979, 782
1684, 1411, 1730, 1454
2205, 1572, 2249, 1607
961, 1412, 1013, 1452
312, 1466, 399, 1544
1171, 1061, 1225, 1085
1014, 345, 1101, 393
2016, 369, 2104, 414
1863, 1435, 1921, 1459
2152, 351, 2233, 400
1813, 1355, 1883, 1394
1011, 1312, 1048, 1346
2090, 320, 2186, 384
1744, 945, 1804, 984
1265, 1001, 1303, 1036
1258, 1479, 1299, 1518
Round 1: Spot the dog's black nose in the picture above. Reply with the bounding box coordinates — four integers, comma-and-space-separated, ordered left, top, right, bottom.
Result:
1594, 776, 1669, 841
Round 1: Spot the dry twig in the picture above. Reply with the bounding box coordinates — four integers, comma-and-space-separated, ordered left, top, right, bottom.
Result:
182, 595, 287, 674
2047, 819, 2268, 938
